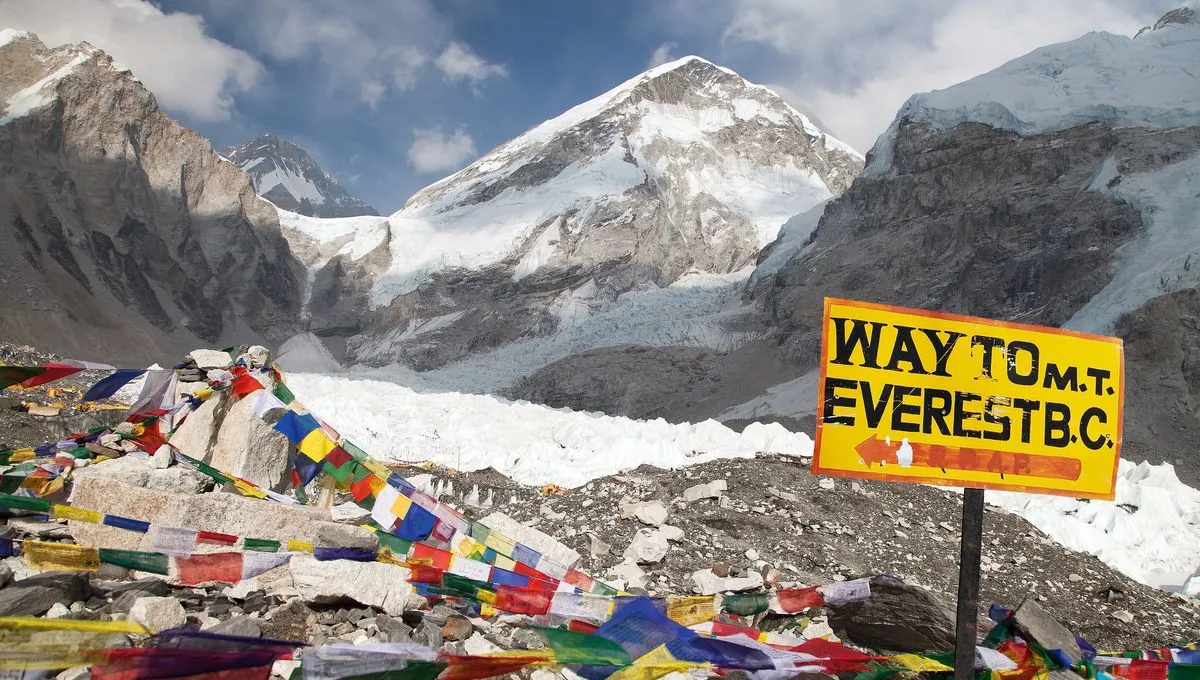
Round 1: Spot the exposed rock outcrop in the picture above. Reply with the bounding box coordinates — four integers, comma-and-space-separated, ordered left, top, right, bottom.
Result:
0, 32, 305, 364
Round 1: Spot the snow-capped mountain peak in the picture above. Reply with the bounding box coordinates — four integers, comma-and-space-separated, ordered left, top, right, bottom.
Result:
366, 55, 862, 307
222, 132, 379, 218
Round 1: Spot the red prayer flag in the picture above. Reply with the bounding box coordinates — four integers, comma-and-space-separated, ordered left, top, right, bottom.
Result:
411, 543, 453, 570
408, 564, 444, 584
441, 655, 543, 680
564, 568, 594, 592
324, 446, 351, 469
175, 552, 244, 586
513, 561, 556, 589
196, 530, 239, 546
349, 474, 375, 502
493, 585, 553, 615
229, 368, 264, 398
712, 620, 762, 638
19, 363, 84, 388
568, 619, 599, 633
775, 586, 825, 613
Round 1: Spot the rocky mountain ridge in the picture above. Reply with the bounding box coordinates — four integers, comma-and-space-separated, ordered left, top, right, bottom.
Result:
222, 133, 379, 219
0, 30, 305, 365
744, 7, 1200, 482
287, 55, 862, 370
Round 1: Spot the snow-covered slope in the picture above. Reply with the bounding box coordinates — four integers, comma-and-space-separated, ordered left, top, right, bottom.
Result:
223, 133, 379, 219
368, 55, 861, 307
865, 7, 1200, 176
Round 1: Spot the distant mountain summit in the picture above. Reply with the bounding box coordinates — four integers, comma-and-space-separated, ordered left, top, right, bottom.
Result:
222, 133, 378, 218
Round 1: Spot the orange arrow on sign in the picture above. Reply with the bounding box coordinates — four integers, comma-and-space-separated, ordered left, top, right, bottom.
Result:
854, 435, 1082, 481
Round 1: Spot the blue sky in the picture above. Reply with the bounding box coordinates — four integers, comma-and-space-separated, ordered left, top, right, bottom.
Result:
2, 0, 1176, 213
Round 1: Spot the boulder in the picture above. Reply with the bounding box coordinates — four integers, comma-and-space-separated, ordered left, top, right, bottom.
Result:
623, 528, 669, 564
207, 615, 262, 638
189, 349, 233, 370
315, 523, 379, 551
683, 480, 727, 502
168, 370, 290, 491
634, 502, 669, 527
1012, 595, 1083, 665
442, 615, 474, 641
68, 476, 339, 553
0, 572, 90, 616
129, 596, 186, 632
827, 576, 955, 653
70, 454, 211, 495
607, 561, 647, 590
691, 569, 764, 595
244, 555, 417, 616
329, 502, 371, 524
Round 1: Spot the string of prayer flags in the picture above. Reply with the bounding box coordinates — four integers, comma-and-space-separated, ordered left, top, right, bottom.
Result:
0, 616, 149, 671
0, 364, 46, 390
17, 363, 85, 389
301, 643, 441, 680
150, 525, 197, 556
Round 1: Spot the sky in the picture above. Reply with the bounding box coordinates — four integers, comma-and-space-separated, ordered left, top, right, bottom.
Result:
0, 0, 1179, 213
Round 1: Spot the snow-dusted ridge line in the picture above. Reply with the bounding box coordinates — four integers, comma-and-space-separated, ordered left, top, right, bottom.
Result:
864, 15, 1200, 176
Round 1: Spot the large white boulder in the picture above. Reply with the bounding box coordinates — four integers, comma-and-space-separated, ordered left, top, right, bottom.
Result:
70, 455, 210, 495
128, 596, 186, 632
68, 476, 338, 552
242, 555, 419, 616
169, 370, 290, 491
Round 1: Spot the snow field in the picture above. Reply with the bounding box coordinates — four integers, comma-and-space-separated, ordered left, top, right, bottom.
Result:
284, 372, 813, 489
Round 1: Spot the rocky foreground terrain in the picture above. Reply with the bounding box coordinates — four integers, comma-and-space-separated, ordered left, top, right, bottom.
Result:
1, 346, 1197, 676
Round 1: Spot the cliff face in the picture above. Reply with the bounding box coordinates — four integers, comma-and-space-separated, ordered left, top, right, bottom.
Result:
0, 31, 305, 363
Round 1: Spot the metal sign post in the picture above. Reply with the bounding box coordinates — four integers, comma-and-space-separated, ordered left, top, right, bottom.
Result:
953, 487, 985, 680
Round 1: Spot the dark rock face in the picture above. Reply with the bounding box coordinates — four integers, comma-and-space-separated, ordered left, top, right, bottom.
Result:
828, 577, 956, 653
223, 133, 379, 219
759, 121, 1200, 362
0, 34, 305, 364
752, 117, 1200, 480
0, 572, 90, 616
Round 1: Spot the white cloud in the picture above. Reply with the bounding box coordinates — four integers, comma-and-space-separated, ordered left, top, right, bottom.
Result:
435, 42, 508, 84
668, 0, 1163, 151
648, 42, 678, 68
361, 81, 386, 109
407, 127, 477, 174
0, 0, 261, 122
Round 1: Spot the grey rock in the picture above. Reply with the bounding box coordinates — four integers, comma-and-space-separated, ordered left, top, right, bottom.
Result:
683, 480, 727, 502
0, 562, 11, 588
207, 616, 262, 638
315, 523, 380, 552
1013, 595, 1083, 665
623, 528, 669, 564
6, 519, 72, 539
129, 596, 186, 631
0, 572, 90, 616
827, 577, 955, 653
375, 615, 413, 644
69, 455, 211, 496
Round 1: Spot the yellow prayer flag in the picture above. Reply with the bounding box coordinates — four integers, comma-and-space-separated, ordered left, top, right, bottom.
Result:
477, 589, 497, 605
194, 388, 214, 400
666, 595, 716, 627
390, 493, 413, 518
480, 603, 497, 618
367, 475, 386, 495
363, 459, 392, 479
493, 554, 517, 571
10, 448, 35, 462
286, 540, 314, 553
483, 530, 516, 556
232, 479, 267, 499
49, 504, 103, 524
23, 541, 100, 572
298, 430, 338, 462
607, 645, 706, 680
0, 617, 149, 635
892, 654, 954, 673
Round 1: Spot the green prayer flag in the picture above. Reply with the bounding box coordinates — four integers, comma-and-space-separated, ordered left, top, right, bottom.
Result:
470, 522, 491, 544
195, 460, 233, 485
540, 627, 631, 666
853, 661, 908, 680
273, 382, 295, 405
323, 459, 354, 485
591, 580, 619, 597
375, 531, 412, 555
0, 476, 24, 494
442, 573, 489, 596
0, 365, 44, 390
341, 440, 369, 462
244, 538, 281, 553
0, 494, 52, 512
721, 592, 769, 616
1169, 664, 1200, 680
98, 548, 169, 575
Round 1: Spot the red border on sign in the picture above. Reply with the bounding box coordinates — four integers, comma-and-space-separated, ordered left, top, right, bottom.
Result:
811, 297, 1124, 501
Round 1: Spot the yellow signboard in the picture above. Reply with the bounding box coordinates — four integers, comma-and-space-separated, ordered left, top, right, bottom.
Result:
813, 298, 1124, 500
